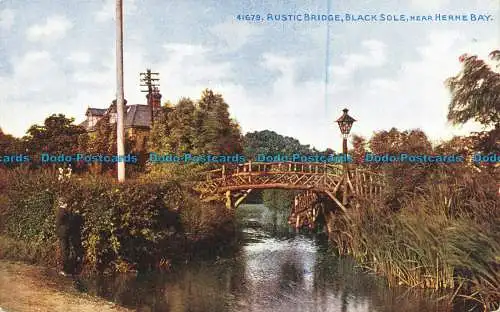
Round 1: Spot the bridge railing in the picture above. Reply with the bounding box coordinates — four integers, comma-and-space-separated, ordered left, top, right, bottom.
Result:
202, 168, 224, 181
194, 162, 387, 200
347, 168, 387, 197
199, 162, 386, 182
201, 161, 345, 181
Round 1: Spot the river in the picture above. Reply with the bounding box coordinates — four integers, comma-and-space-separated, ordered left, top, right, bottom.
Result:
78, 204, 456, 312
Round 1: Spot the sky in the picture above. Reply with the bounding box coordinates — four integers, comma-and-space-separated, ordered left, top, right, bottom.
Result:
0, 0, 498, 151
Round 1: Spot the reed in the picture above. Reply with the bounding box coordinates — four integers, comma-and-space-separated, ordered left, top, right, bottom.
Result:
327, 167, 499, 310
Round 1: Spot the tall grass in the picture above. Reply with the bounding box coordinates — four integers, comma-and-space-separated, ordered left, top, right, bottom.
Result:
326, 167, 499, 310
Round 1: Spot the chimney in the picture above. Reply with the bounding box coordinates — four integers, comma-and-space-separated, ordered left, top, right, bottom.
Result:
112, 99, 128, 110
146, 87, 161, 127
146, 87, 162, 110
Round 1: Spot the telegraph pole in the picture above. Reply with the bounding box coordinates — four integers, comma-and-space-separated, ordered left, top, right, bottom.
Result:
140, 69, 160, 126
116, 0, 125, 182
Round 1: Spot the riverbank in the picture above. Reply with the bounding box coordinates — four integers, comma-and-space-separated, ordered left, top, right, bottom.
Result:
323, 169, 500, 311
0, 260, 131, 312
0, 168, 238, 273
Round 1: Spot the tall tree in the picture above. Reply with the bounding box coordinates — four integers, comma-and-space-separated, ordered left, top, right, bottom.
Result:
369, 128, 432, 156
156, 97, 197, 154
24, 114, 86, 165
445, 51, 500, 153
150, 90, 242, 156
192, 89, 242, 155
368, 128, 434, 210
86, 116, 119, 156
146, 90, 243, 179
242, 130, 314, 158
0, 128, 21, 155
350, 134, 367, 165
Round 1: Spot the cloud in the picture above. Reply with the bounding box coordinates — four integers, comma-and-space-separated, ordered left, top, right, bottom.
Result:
347, 30, 497, 144
416, 30, 461, 61
0, 50, 76, 136
26, 16, 73, 42
0, 40, 233, 137
160, 43, 232, 85
0, 8, 14, 31
5, 51, 75, 102
163, 43, 210, 56
260, 53, 298, 82
330, 40, 387, 77
209, 19, 263, 51
94, 0, 137, 22
367, 79, 399, 92
0, 43, 328, 149
215, 53, 333, 149
240, 30, 497, 150
66, 51, 91, 64
73, 71, 110, 85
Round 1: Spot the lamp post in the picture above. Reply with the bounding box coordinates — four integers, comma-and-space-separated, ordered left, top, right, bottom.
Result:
336, 108, 356, 205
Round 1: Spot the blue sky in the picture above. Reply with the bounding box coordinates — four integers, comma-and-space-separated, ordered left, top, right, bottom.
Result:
0, 0, 498, 150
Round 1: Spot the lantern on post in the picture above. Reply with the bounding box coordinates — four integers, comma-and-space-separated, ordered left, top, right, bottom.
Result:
336, 108, 356, 205
336, 108, 356, 150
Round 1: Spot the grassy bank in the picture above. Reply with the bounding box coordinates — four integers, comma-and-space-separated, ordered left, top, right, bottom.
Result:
325, 165, 499, 311
0, 260, 133, 312
0, 167, 238, 274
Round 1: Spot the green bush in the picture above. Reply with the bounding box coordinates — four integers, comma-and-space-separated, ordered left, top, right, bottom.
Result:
0, 235, 58, 266
0, 168, 236, 273
60, 177, 191, 273
2, 167, 58, 243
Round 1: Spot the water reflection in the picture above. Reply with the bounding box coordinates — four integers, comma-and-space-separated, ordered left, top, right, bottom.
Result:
79, 204, 452, 312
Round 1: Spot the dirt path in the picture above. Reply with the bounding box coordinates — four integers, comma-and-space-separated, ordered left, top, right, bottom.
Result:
0, 261, 132, 312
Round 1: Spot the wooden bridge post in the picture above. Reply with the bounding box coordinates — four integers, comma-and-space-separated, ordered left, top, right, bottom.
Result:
248, 160, 252, 183
342, 170, 348, 206
323, 162, 327, 185
225, 190, 233, 210
234, 189, 253, 208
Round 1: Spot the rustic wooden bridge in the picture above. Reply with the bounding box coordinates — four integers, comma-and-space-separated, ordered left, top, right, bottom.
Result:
193, 161, 387, 212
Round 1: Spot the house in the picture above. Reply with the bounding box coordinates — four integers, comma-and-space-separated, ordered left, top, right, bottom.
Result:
80, 87, 162, 151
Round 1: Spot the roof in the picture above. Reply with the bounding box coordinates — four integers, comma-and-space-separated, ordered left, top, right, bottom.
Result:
124, 105, 151, 128
79, 119, 91, 130
81, 104, 152, 131
85, 108, 107, 116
